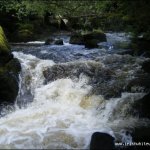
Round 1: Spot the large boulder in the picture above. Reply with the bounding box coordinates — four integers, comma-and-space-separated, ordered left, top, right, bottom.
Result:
69, 33, 84, 45
0, 25, 21, 106
45, 38, 55, 45
0, 26, 10, 53
54, 39, 64, 45
83, 30, 107, 43
84, 39, 99, 48
0, 71, 19, 104
16, 29, 34, 42
69, 30, 107, 48
90, 132, 115, 150
131, 92, 150, 119
45, 38, 64, 45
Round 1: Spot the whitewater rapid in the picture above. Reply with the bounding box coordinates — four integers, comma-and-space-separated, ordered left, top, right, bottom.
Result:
0, 50, 148, 149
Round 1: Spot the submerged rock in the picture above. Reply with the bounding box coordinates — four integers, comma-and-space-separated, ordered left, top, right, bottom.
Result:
0, 26, 21, 106
43, 60, 129, 99
90, 132, 115, 150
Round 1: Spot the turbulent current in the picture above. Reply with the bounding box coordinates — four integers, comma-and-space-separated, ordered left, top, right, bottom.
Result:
0, 33, 149, 149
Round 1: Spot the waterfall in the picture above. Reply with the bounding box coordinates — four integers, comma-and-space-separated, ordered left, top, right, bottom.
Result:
0, 50, 148, 149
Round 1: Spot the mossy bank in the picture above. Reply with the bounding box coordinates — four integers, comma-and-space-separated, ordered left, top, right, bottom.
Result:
0, 26, 21, 107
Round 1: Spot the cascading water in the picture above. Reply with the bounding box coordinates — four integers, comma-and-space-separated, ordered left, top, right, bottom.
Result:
0, 33, 149, 149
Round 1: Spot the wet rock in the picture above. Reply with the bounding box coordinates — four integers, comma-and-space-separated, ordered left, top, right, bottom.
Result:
69, 31, 106, 48
85, 39, 98, 49
0, 71, 19, 104
90, 132, 115, 150
54, 39, 63, 45
83, 30, 107, 48
0, 52, 13, 65
83, 31, 107, 43
69, 33, 84, 45
43, 61, 128, 99
0, 56, 21, 105
126, 75, 150, 93
45, 38, 55, 45
5, 58, 21, 74
0, 26, 21, 105
131, 92, 150, 119
142, 60, 150, 73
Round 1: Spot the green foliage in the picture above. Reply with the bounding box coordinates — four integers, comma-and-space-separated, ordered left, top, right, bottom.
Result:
17, 23, 34, 31
0, 0, 150, 40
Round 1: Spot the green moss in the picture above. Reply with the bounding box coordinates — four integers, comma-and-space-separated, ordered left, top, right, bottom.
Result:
17, 29, 34, 42
0, 26, 10, 53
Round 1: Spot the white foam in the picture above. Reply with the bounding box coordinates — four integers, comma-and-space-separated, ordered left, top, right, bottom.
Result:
0, 52, 147, 149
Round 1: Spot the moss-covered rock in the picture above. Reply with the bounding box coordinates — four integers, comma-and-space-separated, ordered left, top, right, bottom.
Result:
0, 26, 10, 53
16, 29, 34, 42
69, 33, 84, 45
0, 26, 21, 106
45, 38, 55, 45
83, 31, 106, 48
69, 30, 106, 48
54, 39, 64, 45
83, 30, 107, 43
84, 39, 98, 48
0, 70, 19, 104
0, 52, 13, 65
5, 58, 21, 74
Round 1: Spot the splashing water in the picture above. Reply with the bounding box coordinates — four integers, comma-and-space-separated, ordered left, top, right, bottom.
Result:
0, 49, 148, 149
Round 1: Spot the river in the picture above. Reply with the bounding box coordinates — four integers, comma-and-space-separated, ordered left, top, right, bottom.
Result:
0, 33, 149, 149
